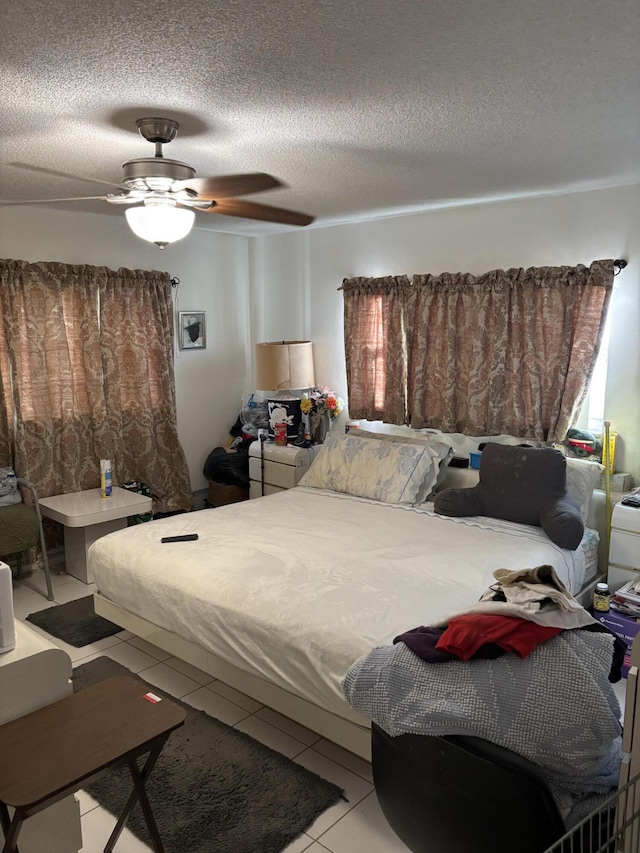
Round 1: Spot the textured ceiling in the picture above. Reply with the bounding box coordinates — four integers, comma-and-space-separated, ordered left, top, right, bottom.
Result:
1, 0, 639, 236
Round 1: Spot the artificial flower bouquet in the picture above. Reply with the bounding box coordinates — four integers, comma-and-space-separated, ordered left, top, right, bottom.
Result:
300, 386, 345, 419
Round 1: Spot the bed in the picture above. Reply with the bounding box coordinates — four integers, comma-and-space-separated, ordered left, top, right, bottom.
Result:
90, 431, 606, 760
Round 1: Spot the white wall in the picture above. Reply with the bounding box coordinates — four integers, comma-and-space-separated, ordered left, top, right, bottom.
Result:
252, 184, 640, 480
4, 185, 640, 488
0, 207, 251, 491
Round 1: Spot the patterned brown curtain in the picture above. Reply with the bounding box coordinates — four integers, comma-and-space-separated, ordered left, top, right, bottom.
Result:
98, 268, 192, 513
342, 275, 411, 424
0, 260, 192, 513
0, 328, 13, 469
408, 260, 614, 441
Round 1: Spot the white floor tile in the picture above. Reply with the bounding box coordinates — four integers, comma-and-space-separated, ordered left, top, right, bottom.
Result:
206, 678, 263, 712
17, 568, 76, 596
52, 579, 96, 604
316, 790, 412, 853
282, 832, 317, 852
127, 636, 172, 661
164, 655, 215, 685
235, 715, 309, 759
11, 591, 56, 620
293, 748, 373, 838
115, 629, 135, 640
13, 616, 55, 643
75, 789, 100, 816
182, 685, 251, 726
102, 642, 160, 673
135, 661, 200, 697
312, 739, 374, 783
80, 804, 152, 852
12, 579, 49, 602
50, 633, 122, 664
299, 844, 334, 852
72, 650, 106, 667
256, 706, 322, 746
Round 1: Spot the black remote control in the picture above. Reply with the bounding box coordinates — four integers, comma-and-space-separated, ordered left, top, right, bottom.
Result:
160, 534, 199, 543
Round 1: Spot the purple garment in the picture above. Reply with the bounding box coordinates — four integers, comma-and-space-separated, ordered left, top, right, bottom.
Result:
393, 626, 504, 663
394, 623, 625, 681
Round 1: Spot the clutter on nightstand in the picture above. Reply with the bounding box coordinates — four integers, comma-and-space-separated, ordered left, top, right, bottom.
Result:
594, 608, 640, 678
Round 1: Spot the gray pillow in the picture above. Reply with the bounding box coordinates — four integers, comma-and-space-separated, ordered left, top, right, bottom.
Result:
434, 444, 584, 550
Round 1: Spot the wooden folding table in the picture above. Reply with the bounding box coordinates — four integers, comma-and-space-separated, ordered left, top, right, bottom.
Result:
0, 676, 186, 853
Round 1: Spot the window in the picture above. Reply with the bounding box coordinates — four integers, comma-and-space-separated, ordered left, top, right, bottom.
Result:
576, 310, 611, 435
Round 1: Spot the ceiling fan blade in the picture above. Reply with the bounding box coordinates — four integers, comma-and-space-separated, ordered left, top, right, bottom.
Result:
10, 162, 124, 191
173, 173, 283, 199
203, 198, 314, 226
0, 196, 109, 205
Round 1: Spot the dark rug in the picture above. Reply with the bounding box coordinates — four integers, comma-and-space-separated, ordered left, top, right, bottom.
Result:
26, 595, 121, 646
73, 657, 344, 853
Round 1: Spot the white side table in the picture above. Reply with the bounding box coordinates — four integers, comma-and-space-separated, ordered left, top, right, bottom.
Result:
609, 501, 640, 591
248, 441, 321, 498
38, 487, 153, 584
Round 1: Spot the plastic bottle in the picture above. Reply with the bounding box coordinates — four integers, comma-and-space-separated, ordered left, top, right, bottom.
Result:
593, 582, 611, 612
0, 561, 16, 654
100, 459, 112, 498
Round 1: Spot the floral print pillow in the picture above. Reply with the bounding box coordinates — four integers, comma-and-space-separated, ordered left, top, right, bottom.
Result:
298, 432, 445, 505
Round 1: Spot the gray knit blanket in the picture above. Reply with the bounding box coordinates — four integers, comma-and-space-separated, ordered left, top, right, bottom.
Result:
343, 630, 623, 824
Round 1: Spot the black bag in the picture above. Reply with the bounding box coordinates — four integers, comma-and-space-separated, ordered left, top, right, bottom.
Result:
121, 481, 153, 523
202, 447, 250, 489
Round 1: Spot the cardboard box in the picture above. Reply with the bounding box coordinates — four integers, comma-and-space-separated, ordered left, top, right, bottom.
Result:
595, 610, 640, 678
207, 481, 248, 507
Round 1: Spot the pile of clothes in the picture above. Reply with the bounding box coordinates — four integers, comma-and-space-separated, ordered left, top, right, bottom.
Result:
343, 565, 624, 827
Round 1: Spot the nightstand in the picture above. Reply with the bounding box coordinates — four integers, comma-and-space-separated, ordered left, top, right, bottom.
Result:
609, 501, 640, 591
248, 441, 321, 498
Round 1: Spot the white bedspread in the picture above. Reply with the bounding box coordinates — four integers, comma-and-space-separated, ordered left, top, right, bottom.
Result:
88, 487, 585, 721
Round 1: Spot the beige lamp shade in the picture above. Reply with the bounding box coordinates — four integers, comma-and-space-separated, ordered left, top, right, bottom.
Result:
255, 341, 315, 391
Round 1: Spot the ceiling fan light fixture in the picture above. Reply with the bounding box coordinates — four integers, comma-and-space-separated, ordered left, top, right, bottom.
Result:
125, 201, 195, 249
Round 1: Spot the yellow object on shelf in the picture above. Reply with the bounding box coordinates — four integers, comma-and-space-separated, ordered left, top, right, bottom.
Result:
603, 421, 612, 566
602, 430, 617, 473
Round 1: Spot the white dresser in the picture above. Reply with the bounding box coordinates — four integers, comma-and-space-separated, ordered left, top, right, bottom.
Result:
248, 441, 321, 498
608, 501, 640, 591
0, 621, 82, 853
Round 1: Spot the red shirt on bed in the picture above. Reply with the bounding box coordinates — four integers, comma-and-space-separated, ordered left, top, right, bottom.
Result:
435, 614, 561, 660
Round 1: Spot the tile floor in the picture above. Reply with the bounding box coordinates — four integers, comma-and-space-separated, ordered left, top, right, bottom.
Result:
12, 568, 412, 853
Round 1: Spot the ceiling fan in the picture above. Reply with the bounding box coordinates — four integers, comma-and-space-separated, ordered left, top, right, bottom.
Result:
8, 117, 314, 248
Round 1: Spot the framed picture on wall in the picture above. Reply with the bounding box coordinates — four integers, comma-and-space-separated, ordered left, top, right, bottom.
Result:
178, 311, 206, 350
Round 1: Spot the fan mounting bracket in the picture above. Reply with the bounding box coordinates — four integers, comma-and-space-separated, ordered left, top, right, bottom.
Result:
136, 117, 180, 145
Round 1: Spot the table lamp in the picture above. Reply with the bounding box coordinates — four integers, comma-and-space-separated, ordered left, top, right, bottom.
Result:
255, 341, 315, 441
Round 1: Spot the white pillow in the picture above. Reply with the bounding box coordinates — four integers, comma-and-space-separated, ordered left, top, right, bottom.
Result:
566, 458, 604, 522
353, 423, 440, 439
430, 431, 543, 457
299, 432, 446, 505
347, 428, 454, 498
436, 467, 480, 493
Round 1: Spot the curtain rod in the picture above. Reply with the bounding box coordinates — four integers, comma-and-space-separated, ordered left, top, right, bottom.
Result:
338, 260, 629, 289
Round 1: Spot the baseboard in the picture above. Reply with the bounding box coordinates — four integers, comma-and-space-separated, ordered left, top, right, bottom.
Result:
192, 488, 209, 511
